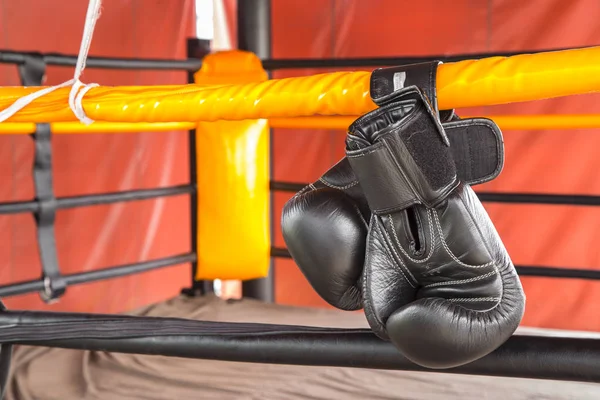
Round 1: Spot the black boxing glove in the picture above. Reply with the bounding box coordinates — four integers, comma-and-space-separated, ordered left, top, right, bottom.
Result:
282, 62, 504, 311
281, 117, 504, 311
344, 85, 525, 369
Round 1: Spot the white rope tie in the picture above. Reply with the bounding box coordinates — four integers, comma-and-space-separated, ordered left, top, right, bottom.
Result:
0, 0, 102, 124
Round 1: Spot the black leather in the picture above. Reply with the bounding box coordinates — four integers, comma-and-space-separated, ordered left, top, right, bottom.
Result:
346, 93, 457, 211
370, 62, 440, 111
344, 86, 525, 369
370, 62, 455, 124
282, 115, 504, 311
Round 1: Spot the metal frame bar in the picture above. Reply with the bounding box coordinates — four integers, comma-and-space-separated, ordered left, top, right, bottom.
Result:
0, 47, 585, 71
238, 0, 275, 302
0, 50, 202, 71
0, 184, 194, 215
477, 192, 600, 206
261, 47, 590, 69
0, 253, 196, 298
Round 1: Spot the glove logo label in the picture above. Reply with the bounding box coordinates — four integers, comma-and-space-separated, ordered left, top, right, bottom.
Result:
393, 72, 406, 91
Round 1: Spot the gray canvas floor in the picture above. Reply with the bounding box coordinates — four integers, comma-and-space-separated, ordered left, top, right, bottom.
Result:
6, 294, 600, 400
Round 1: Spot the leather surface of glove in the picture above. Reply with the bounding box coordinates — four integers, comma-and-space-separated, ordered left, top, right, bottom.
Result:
281, 114, 504, 311
343, 86, 525, 369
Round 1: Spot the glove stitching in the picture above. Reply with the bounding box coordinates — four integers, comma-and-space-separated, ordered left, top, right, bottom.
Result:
449, 190, 504, 311
318, 178, 359, 190
347, 147, 383, 159
448, 297, 501, 303
346, 194, 369, 228
432, 211, 494, 269
388, 211, 435, 263
362, 215, 387, 337
376, 219, 417, 287
423, 270, 497, 288
294, 185, 312, 197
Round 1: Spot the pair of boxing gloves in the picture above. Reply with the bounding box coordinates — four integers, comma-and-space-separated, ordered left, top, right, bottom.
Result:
282, 62, 525, 369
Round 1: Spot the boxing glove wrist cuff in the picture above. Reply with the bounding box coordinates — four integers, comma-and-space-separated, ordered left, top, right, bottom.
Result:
366, 61, 504, 186
370, 61, 440, 112
346, 87, 458, 212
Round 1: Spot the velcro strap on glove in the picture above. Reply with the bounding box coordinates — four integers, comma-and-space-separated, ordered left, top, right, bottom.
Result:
346, 86, 458, 213
365, 61, 503, 187
445, 118, 504, 185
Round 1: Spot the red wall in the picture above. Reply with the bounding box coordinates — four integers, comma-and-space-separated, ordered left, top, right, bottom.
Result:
0, 0, 195, 313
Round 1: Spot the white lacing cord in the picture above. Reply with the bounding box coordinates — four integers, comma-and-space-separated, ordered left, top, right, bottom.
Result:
0, 0, 102, 125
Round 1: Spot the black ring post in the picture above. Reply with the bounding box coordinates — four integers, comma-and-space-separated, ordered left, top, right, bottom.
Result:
181, 38, 214, 297
238, 0, 275, 302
